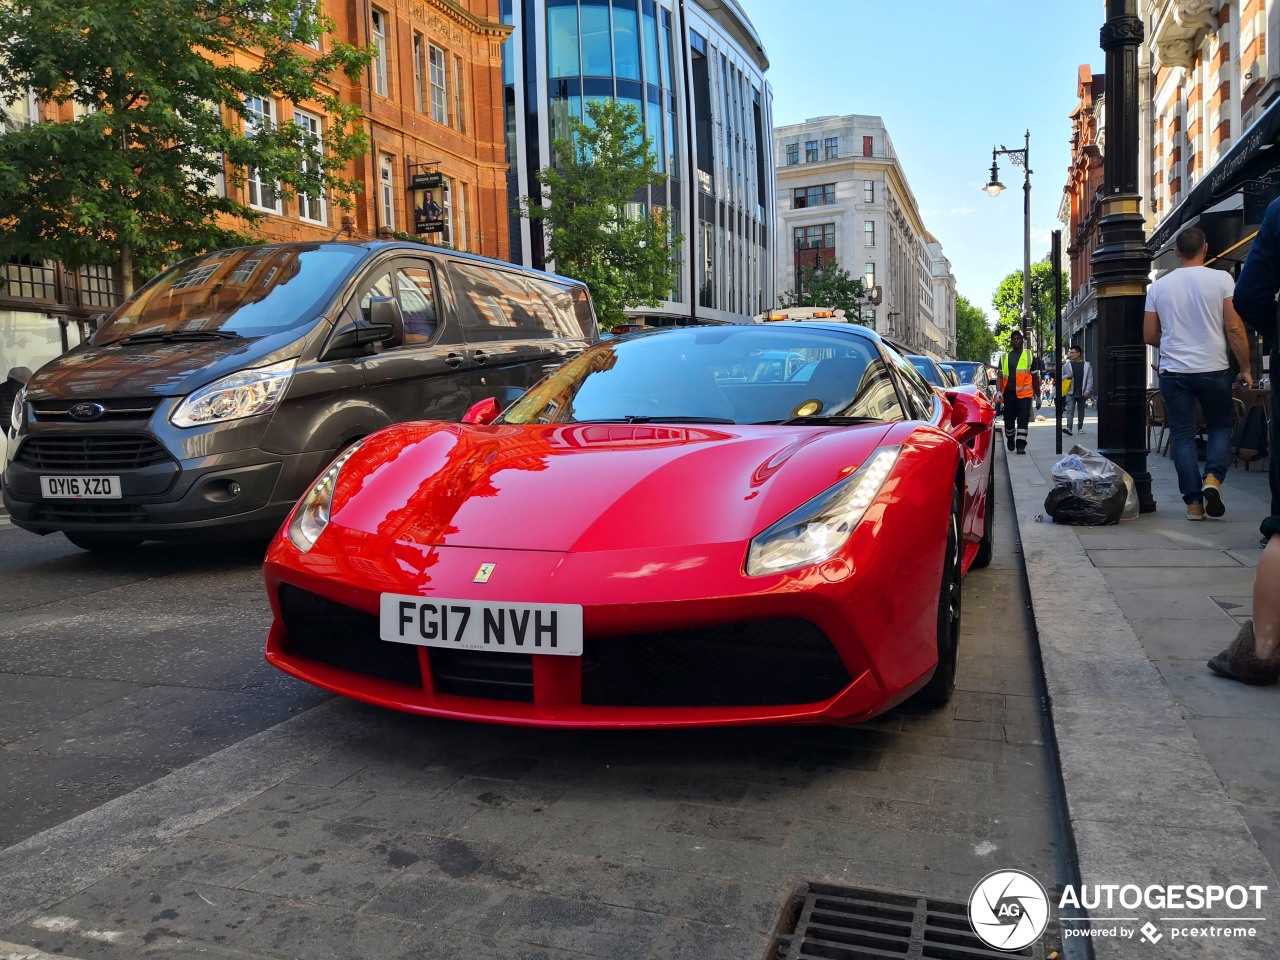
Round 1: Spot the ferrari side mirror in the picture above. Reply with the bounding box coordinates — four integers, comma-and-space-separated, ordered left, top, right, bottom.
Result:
462, 397, 502, 425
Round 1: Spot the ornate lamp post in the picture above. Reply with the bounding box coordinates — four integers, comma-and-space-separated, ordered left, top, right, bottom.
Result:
984, 132, 1034, 352
1093, 0, 1155, 512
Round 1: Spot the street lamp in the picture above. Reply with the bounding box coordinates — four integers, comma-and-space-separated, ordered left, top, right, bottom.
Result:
984, 131, 1034, 353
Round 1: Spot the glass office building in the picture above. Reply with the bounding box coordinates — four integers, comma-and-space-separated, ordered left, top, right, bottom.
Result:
500, 0, 774, 323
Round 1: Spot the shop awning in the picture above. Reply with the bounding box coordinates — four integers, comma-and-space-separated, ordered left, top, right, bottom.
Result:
1148, 94, 1280, 255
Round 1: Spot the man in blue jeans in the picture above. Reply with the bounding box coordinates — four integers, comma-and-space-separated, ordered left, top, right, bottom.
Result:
1144, 227, 1255, 520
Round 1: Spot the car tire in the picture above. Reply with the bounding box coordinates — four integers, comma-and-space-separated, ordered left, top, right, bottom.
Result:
915, 488, 962, 706
64, 532, 143, 553
971, 457, 996, 569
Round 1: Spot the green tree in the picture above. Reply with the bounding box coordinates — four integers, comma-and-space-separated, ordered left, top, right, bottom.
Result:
954, 294, 998, 362
517, 98, 680, 330
991, 259, 1068, 359
0, 0, 371, 294
778, 260, 872, 325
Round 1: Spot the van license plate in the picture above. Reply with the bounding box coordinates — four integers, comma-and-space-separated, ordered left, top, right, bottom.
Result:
380, 594, 583, 657
39, 476, 122, 499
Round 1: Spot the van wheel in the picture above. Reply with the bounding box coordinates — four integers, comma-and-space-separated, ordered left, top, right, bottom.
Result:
65, 533, 143, 553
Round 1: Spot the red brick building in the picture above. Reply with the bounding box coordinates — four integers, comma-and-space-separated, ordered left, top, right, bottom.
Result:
0, 0, 511, 384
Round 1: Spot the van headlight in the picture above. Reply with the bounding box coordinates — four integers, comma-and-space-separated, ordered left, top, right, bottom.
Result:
171, 358, 296, 428
287, 442, 363, 552
746, 447, 900, 576
8, 387, 24, 436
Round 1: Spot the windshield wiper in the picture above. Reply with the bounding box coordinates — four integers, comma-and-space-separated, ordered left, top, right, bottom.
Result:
579, 415, 737, 424
770, 415, 883, 426
116, 330, 243, 344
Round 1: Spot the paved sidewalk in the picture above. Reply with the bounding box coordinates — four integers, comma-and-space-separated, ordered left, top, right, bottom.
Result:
1008, 409, 1279, 958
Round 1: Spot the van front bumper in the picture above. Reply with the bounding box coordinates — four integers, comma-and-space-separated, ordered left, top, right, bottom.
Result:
2, 444, 331, 542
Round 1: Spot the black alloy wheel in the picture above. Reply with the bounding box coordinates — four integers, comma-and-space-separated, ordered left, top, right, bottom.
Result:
914, 488, 962, 706
64, 532, 143, 553
972, 457, 996, 569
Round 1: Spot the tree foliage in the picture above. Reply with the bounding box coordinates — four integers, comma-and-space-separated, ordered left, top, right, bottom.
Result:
517, 98, 680, 330
0, 0, 372, 293
954, 294, 998, 363
778, 261, 872, 325
991, 259, 1068, 359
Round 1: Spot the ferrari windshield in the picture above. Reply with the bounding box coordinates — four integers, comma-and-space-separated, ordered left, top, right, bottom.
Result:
499, 326, 906, 425
94, 244, 365, 345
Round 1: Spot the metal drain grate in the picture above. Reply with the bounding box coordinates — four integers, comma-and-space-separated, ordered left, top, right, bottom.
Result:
768, 882, 1049, 959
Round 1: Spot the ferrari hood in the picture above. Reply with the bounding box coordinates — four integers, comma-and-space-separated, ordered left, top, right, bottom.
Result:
332, 420, 895, 552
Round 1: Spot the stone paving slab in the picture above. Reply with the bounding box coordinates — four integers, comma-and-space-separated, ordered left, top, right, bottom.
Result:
1010, 417, 1279, 958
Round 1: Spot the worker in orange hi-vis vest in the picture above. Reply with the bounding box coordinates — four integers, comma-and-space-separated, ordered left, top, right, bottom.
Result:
998, 329, 1043, 455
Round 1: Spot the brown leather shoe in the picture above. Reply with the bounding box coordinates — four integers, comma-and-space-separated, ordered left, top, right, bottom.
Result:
1207, 621, 1280, 685
1202, 475, 1225, 518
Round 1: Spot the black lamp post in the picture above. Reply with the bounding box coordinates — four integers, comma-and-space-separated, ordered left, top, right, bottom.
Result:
984, 131, 1034, 351
1093, 0, 1155, 512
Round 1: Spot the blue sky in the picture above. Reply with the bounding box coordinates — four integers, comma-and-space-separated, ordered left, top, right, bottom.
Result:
741, 0, 1106, 320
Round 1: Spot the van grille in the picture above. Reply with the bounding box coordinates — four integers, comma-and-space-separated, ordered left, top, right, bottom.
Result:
30, 502, 150, 524
15, 435, 173, 470
31, 398, 159, 423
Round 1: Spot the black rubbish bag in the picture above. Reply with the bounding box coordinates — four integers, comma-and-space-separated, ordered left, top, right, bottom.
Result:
1044, 478, 1127, 525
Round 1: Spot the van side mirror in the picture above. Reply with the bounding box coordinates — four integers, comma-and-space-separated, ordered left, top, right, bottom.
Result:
462, 397, 502, 425
323, 297, 405, 359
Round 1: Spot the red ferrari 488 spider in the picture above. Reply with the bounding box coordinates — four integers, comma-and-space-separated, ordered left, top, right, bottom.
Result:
264, 322, 996, 728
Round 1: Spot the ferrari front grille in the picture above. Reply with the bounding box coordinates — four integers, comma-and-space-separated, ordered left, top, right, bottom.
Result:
278, 584, 423, 688
581, 619, 850, 708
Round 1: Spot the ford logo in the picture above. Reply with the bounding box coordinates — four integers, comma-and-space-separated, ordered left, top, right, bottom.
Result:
68, 402, 106, 422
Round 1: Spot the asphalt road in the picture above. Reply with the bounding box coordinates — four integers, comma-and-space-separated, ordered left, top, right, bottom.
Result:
0, 525, 330, 846
0, 464, 1078, 958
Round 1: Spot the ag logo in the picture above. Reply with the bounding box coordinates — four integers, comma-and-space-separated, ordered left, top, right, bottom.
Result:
968, 869, 1049, 951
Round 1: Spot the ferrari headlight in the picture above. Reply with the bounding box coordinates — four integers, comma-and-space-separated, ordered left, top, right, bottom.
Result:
8, 387, 24, 435
746, 447, 900, 576
287, 441, 364, 552
171, 358, 296, 428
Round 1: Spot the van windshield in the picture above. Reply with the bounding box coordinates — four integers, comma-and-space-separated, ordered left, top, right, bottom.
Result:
94, 245, 365, 345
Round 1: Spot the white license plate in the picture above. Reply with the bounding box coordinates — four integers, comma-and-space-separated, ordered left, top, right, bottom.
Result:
379, 594, 584, 657
39, 475, 122, 499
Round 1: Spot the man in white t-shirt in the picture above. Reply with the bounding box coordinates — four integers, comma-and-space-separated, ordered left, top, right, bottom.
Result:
1144, 227, 1255, 521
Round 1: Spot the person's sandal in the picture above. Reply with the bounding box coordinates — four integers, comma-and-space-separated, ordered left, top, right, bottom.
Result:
1207, 621, 1280, 685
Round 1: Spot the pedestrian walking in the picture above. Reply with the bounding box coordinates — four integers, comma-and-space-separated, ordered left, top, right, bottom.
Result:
1060, 346, 1093, 436
1143, 227, 1255, 521
998, 329, 1042, 455
1229, 193, 1280, 525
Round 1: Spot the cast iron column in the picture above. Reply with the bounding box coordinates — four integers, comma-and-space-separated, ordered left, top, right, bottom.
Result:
1092, 0, 1155, 512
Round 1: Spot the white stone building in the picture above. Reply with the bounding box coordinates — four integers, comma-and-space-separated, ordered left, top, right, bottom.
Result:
773, 114, 955, 357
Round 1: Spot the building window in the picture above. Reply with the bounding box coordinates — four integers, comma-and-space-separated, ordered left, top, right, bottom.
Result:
862, 135, 873, 157
824, 136, 838, 159
793, 224, 835, 250
863, 180, 874, 203
413, 33, 426, 113
379, 154, 395, 230
453, 55, 467, 132
865, 263, 876, 288
245, 96, 280, 213
864, 220, 875, 246
805, 140, 818, 162
785, 142, 798, 165
371, 9, 389, 96
295, 109, 325, 224
429, 44, 447, 124
793, 184, 835, 209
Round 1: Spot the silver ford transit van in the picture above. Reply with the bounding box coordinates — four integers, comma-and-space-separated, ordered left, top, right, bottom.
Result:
3, 241, 598, 550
